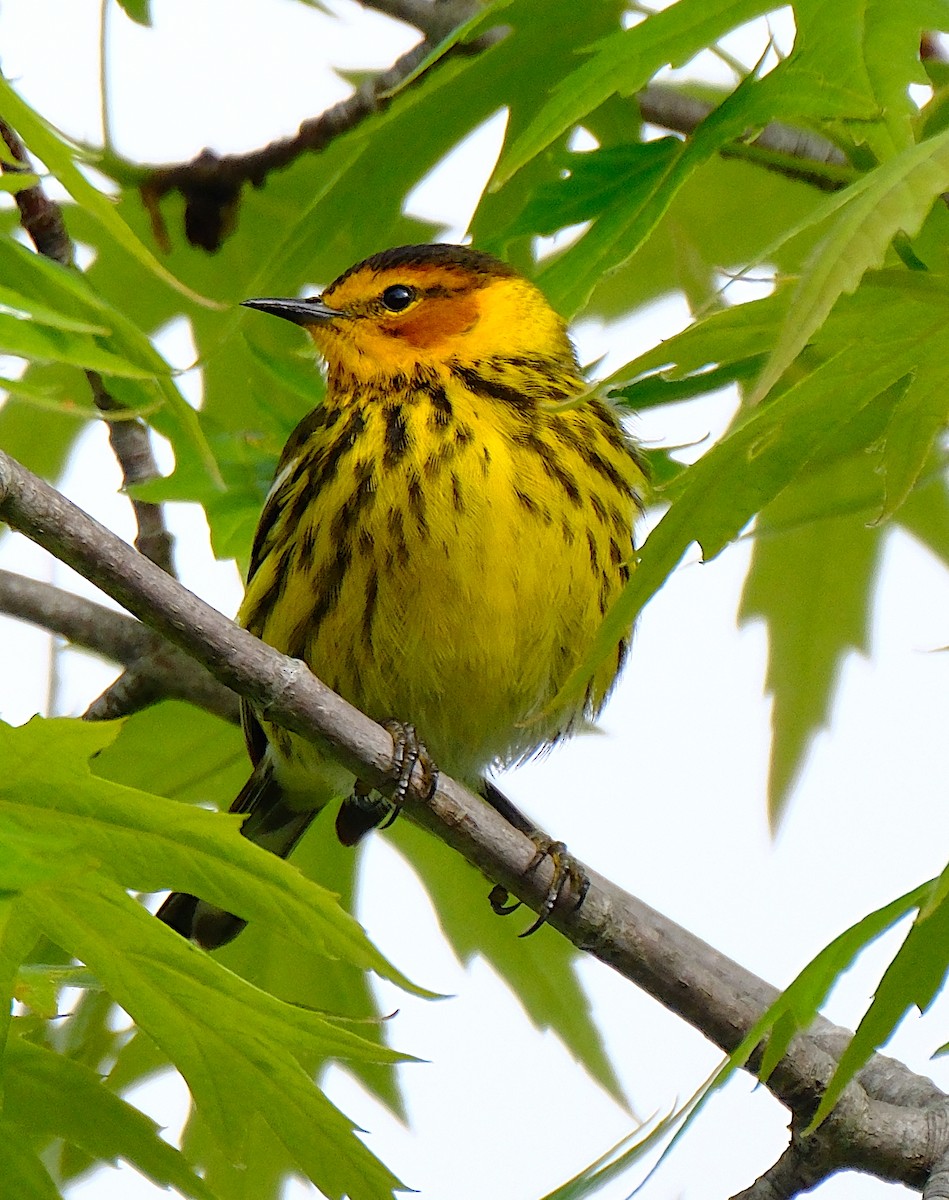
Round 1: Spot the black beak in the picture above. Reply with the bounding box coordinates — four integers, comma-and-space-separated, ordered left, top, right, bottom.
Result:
241, 296, 342, 326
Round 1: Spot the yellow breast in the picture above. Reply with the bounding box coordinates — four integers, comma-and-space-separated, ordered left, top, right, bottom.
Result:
241, 369, 645, 786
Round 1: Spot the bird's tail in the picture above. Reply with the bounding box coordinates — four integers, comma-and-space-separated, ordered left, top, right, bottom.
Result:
156, 755, 318, 950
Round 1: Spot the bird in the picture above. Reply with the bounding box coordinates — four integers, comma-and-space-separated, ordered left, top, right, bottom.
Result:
157, 243, 647, 948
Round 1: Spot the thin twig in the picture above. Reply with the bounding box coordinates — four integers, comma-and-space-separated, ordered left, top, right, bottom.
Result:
358, 0, 468, 39
0, 122, 73, 266
98, 0, 113, 152
0, 119, 175, 574
138, 2, 493, 251
0, 568, 240, 724
0, 567, 168, 663
85, 371, 175, 574
0, 445, 947, 1192
0, 114, 183, 720
638, 83, 851, 192
137, 71, 850, 259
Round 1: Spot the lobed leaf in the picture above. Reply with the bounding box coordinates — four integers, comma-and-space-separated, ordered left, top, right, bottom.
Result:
535, 49, 873, 316
0, 234, 221, 485
0, 74, 216, 309
751, 126, 949, 402
740, 459, 884, 823
557, 269, 949, 712
3, 1035, 213, 1200
0, 717, 411, 987
494, 0, 773, 187
808, 872, 949, 1128
391, 819, 627, 1107
876, 370, 949, 522
24, 880, 408, 1200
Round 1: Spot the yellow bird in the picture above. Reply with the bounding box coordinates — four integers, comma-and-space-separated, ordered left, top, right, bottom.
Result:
158, 244, 647, 947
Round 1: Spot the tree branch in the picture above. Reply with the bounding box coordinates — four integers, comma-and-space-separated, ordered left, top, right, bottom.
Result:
0, 116, 186, 720
86, 371, 175, 576
731, 1140, 828, 1200
925, 1145, 949, 1199
0, 119, 176, 576
358, 0, 471, 39
0, 568, 240, 724
638, 84, 851, 192
136, 70, 850, 260
0, 568, 152, 664
1, 445, 948, 1192
139, 1, 489, 252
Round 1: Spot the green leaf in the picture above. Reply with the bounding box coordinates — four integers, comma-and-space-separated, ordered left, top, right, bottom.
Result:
0, 717, 409, 985
572, 148, 826, 323
752, 883, 930, 1085
896, 474, 949, 569
372, 0, 514, 95
218, 822, 409, 1120
603, 286, 790, 397
184, 1109, 296, 1200
502, 140, 679, 239
92, 703, 407, 1121
0, 389, 84, 481
0, 75, 216, 309
876, 370, 949, 522
0, 234, 222, 486
2, 1034, 213, 1200
809, 871, 949, 1129
0, 1128, 61, 1200
740, 455, 885, 822
534, 50, 874, 315
751, 125, 949, 402
639, 880, 936, 1197
243, 336, 327, 405
564, 272, 949, 709
0, 172, 40, 193
556, 328, 909, 712
0, 310, 157, 377
532, 139, 683, 317
0, 714, 413, 1196
104, 1026, 170, 1094
538, 1111, 675, 1200
611, 358, 763, 416
91, 700, 247, 807
14, 964, 97, 1019
390, 821, 628, 1107
0, 897, 42, 1066
115, 0, 151, 24
494, 0, 773, 186
0, 281, 109, 334
25, 880, 408, 1200
790, 0, 943, 156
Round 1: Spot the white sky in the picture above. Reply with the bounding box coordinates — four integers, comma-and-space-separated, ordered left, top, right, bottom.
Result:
1, 3, 948, 1199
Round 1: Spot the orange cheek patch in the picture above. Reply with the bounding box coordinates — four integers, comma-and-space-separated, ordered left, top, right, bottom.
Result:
390, 296, 480, 348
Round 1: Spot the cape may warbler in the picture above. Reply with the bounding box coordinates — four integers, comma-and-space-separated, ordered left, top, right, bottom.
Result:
158, 243, 647, 947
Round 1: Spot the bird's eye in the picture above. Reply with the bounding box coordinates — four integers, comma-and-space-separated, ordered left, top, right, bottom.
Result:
381, 284, 416, 312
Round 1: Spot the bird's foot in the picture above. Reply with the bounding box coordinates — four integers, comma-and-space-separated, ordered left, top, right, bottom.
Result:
335, 720, 438, 846
489, 835, 590, 937
383, 720, 438, 811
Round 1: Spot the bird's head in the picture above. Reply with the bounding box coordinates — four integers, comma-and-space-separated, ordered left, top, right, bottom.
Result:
242, 244, 578, 379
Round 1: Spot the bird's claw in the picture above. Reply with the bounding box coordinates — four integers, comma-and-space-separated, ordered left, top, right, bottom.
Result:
382, 720, 438, 814
335, 720, 438, 845
490, 836, 590, 936
488, 884, 522, 916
